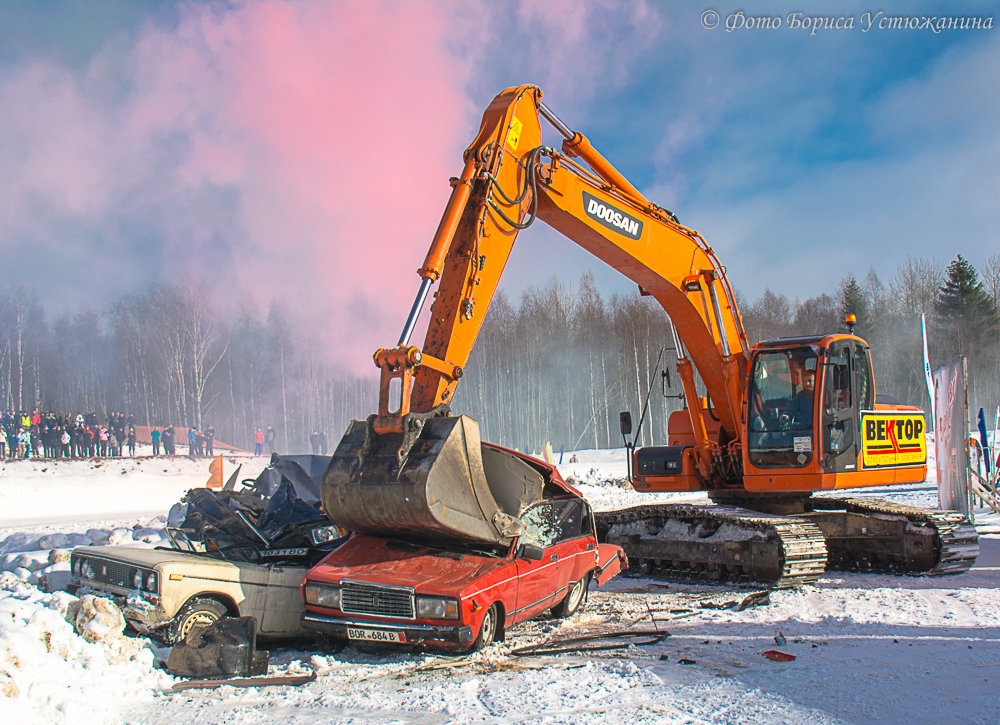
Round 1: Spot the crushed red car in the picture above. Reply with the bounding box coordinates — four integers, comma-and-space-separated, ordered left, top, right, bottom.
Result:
301, 444, 626, 651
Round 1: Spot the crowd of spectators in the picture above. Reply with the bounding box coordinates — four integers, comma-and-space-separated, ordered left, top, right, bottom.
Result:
0, 410, 137, 460
0, 410, 214, 460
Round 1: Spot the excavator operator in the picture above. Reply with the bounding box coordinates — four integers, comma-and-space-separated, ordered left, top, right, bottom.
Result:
788, 368, 816, 428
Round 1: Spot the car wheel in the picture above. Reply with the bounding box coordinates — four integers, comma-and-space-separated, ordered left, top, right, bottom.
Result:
551, 574, 589, 618
171, 597, 229, 644
470, 604, 498, 652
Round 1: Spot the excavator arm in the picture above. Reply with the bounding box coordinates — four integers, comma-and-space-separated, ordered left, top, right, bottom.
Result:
376, 85, 747, 470
323, 85, 752, 547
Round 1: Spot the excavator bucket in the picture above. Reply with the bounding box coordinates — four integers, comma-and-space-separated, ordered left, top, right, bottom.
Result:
321, 414, 541, 546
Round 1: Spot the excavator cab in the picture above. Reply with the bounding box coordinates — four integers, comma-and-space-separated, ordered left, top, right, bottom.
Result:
746, 344, 820, 469
745, 334, 880, 483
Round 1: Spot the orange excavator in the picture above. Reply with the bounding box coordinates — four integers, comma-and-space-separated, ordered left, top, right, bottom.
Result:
322, 85, 976, 587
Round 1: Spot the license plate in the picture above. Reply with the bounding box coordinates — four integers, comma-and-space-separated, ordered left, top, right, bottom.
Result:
346, 627, 405, 643
260, 547, 308, 558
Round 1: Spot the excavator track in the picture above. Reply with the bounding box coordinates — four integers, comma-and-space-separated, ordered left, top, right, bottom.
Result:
806, 497, 979, 576
595, 504, 828, 589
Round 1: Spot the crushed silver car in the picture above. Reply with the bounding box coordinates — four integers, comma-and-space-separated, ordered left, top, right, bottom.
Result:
69, 454, 347, 643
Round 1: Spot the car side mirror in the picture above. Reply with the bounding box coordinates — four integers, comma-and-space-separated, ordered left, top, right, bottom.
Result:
619, 411, 632, 437
519, 543, 545, 561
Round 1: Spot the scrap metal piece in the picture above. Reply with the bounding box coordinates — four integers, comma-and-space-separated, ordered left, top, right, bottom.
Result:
171, 671, 317, 692
166, 616, 268, 679
509, 627, 670, 657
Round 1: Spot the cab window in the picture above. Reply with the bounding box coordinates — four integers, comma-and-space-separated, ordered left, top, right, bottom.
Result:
747, 346, 819, 469
823, 344, 852, 461
854, 345, 874, 411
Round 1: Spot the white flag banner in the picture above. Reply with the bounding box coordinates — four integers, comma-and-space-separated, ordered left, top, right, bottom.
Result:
993, 406, 999, 484
921, 313, 935, 426
934, 357, 970, 515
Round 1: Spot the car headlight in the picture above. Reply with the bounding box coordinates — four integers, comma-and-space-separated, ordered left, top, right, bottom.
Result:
80, 560, 94, 580
304, 582, 341, 609
145, 573, 157, 592
309, 525, 348, 545
72, 558, 81, 575
415, 595, 459, 621
132, 570, 143, 589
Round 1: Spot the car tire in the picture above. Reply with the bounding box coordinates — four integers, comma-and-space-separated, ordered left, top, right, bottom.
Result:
551, 574, 589, 618
469, 604, 498, 652
170, 597, 229, 644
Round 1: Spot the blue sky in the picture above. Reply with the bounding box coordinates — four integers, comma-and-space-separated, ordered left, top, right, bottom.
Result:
0, 1, 996, 361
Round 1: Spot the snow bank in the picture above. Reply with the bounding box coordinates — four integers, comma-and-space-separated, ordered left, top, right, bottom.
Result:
0, 574, 170, 724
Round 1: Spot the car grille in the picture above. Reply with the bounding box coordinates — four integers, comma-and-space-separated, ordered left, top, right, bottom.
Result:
341, 583, 414, 619
81, 556, 131, 588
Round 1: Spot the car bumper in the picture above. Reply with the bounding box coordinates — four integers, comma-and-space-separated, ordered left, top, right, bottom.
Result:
302, 612, 475, 645
70, 577, 172, 632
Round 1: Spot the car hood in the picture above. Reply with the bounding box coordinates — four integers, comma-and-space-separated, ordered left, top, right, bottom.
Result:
308, 535, 506, 595
74, 545, 247, 574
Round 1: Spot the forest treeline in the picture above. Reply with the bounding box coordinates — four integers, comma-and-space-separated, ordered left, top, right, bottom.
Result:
1, 253, 998, 453
458, 254, 1000, 451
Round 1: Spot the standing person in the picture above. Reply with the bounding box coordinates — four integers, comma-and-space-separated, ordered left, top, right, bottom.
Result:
151, 427, 160, 456
253, 428, 264, 455
0, 426, 6, 459
187, 426, 198, 457
127, 426, 136, 456
264, 425, 276, 454
319, 430, 327, 455
310, 431, 320, 454
60, 427, 71, 458
163, 425, 175, 455
205, 425, 215, 457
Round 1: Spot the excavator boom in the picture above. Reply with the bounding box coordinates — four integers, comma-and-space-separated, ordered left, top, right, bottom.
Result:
368, 85, 747, 479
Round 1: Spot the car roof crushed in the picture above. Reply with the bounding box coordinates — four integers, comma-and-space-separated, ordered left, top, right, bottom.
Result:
167, 454, 344, 564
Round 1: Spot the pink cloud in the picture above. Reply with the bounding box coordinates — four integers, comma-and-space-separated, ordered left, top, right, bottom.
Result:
116, 1, 479, 370
0, 0, 668, 374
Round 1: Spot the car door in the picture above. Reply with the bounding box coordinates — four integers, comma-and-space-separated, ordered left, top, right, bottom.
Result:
231, 561, 272, 626
513, 502, 564, 622
546, 497, 591, 588
258, 563, 308, 634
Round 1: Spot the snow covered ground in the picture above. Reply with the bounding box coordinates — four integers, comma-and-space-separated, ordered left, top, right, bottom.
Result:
1, 445, 998, 724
